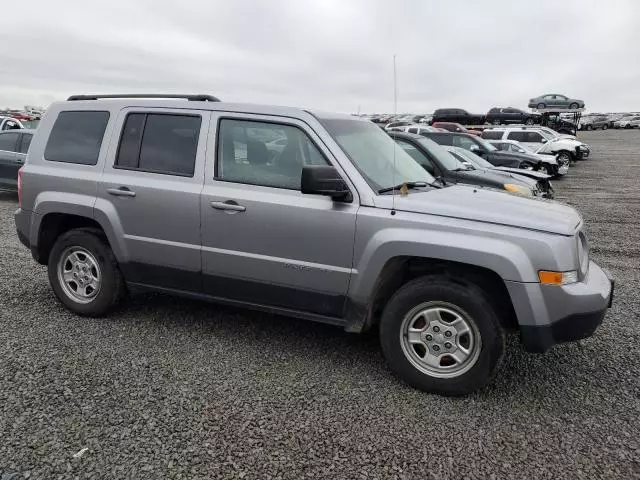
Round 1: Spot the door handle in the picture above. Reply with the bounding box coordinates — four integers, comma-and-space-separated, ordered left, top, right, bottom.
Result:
107, 187, 136, 197
210, 200, 246, 212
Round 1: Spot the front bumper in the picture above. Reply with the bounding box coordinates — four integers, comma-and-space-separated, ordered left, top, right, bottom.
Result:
576, 145, 590, 159
512, 261, 613, 353
558, 163, 569, 175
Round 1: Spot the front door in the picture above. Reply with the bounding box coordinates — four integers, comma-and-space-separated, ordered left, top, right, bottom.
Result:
0, 131, 21, 190
200, 114, 358, 318
97, 108, 210, 291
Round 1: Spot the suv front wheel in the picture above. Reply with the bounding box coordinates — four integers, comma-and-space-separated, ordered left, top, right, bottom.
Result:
379, 275, 504, 395
48, 229, 126, 316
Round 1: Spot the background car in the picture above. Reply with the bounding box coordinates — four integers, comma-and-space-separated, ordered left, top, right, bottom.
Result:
0, 116, 24, 131
0, 129, 34, 192
445, 146, 554, 198
390, 132, 547, 197
388, 124, 442, 134
384, 121, 413, 131
481, 127, 589, 164
614, 115, 640, 128
431, 122, 482, 136
579, 115, 609, 130
528, 94, 584, 110
488, 139, 568, 176
430, 108, 485, 125
421, 131, 544, 172
485, 107, 539, 125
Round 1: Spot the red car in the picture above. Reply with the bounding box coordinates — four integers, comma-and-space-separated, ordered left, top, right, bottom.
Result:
432, 122, 482, 136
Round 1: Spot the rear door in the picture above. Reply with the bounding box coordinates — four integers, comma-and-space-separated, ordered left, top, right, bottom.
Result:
0, 131, 21, 189
200, 114, 358, 318
97, 108, 210, 291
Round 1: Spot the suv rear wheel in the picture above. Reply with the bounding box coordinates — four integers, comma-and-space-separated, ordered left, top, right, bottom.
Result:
48, 229, 126, 316
379, 275, 504, 396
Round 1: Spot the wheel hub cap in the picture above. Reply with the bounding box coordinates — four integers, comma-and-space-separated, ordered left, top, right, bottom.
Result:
57, 247, 101, 304
400, 302, 482, 379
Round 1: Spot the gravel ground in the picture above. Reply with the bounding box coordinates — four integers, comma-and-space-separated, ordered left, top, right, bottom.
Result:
1, 130, 639, 479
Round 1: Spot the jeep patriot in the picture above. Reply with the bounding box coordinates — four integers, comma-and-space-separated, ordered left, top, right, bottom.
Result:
14, 94, 614, 395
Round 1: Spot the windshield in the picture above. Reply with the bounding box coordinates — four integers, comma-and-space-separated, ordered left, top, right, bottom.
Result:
449, 147, 494, 169
474, 137, 497, 151
416, 137, 463, 170
539, 128, 559, 139
320, 118, 435, 191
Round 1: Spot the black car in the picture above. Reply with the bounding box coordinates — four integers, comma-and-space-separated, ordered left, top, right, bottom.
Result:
430, 108, 485, 126
390, 132, 552, 198
419, 131, 543, 171
485, 107, 540, 126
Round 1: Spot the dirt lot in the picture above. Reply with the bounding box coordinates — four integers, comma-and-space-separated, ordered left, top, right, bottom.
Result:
0, 130, 639, 479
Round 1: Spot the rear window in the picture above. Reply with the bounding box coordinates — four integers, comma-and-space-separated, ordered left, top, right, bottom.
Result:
115, 113, 201, 176
44, 111, 110, 165
481, 130, 503, 140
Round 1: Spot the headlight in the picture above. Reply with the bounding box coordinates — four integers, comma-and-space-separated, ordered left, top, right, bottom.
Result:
538, 270, 578, 285
504, 184, 532, 196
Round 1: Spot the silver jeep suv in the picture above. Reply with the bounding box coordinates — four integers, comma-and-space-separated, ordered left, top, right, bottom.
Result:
14, 94, 614, 395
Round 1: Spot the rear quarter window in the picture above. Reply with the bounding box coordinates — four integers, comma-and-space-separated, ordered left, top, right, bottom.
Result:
44, 111, 110, 165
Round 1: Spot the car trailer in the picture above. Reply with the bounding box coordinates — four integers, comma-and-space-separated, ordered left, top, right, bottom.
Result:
530, 107, 584, 135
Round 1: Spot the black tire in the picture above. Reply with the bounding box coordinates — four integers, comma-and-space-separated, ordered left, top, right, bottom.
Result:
602, 124, 608, 130
525, 117, 535, 125
48, 229, 126, 316
537, 103, 545, 109
569, 103, 579, 109
492, 119, 500, 125
586, 124, 592, 131
557, 150, 574, 164
379, 275, 504, 396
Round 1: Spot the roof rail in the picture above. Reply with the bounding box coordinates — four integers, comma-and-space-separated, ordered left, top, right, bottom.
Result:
66, 94, 221, 102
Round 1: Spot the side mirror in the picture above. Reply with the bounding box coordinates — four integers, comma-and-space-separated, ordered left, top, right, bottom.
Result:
541, 139, 548, 144
301, 166, 352, 202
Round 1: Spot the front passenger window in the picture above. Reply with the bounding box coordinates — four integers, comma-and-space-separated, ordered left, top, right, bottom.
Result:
216, 119, 328, 190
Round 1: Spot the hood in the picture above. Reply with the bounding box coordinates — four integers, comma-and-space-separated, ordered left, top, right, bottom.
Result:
493, 166, 550, 180
385, 184, 581, 236
454, 167, 537, 188
491, 150, 540, 163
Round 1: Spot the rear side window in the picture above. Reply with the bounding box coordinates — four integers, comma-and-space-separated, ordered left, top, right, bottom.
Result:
0, 132, 20, 152
481, 130, 503, 140
506, 131, 527, 142
115, 113, 201, 176
44, 111, 110, 165
18, 134, 33, 153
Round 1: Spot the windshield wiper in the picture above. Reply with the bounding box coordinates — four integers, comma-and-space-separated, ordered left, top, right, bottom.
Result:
378, 181, 430, 194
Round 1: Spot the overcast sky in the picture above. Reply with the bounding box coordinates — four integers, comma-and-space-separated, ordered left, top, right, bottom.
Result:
1, 0, 639, 114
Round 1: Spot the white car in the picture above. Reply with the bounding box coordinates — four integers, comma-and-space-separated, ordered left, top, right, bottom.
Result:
482, 126, 590, 163
488, 140, 569, 176
614, 115, 640, 129
0, 116, 24, 131
388, 124, 442, 135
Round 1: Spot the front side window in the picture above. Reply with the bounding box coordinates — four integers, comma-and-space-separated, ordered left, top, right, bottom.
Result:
452, 135, 477, 150
320, 118, 434, 192
397, 140, 437, 175
217, 119, 327, 190
115, 113, 201, 176
0, 132, 19, 151
44, 111, 110, 165
525, 132, 544, 143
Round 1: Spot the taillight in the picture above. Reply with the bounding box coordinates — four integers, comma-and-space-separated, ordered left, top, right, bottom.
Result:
17, 168, 23, 208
